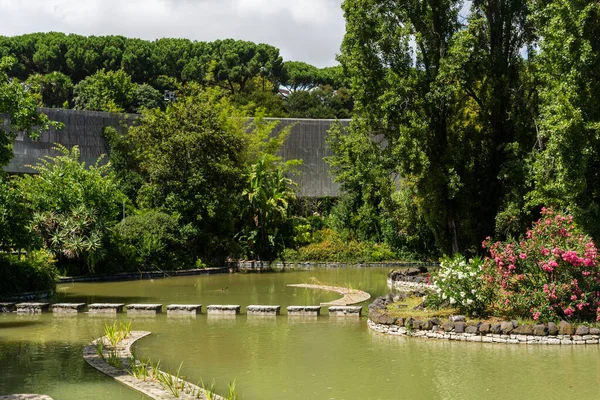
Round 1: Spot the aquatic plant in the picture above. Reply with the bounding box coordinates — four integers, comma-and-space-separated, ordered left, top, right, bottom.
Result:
127, 356, 151, 381
150, 359, 162, 380
105, 350, 122, 369
156, 362, 185, 398
93, 339, 104, 359
227, 379, 238, 400
104, 320, 132, 347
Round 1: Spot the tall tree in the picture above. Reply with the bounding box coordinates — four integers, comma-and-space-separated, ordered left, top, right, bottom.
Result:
0, 56, 60, 167
527, 0, 600, 240
73, 68, 136, 113
209, 40, 284, 95
127, 87, 247, 262
282, 61, 320, 92
338, 0, 537, 254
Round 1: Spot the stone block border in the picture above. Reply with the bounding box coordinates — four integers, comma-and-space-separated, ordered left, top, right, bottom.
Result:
368, 319, 600, 345
0, 396, 55, 400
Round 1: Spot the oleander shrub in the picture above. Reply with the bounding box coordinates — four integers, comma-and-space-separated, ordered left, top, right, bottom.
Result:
482, 207, 600, 322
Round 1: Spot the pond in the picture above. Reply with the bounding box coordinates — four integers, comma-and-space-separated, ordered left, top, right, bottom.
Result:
1, 267, 599, 400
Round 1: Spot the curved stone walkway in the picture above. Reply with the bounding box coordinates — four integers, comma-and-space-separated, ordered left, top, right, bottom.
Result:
287, 284, 371, 305
0, 396, 54, 400
84, 331, 224, 400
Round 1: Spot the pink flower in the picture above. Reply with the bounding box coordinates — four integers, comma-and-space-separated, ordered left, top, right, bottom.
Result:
541, 248, 550, 256
542, 264, 553, 273
519, 253, 527, 260
571, 295, 578, 301
563, 307, 575, 317
533, 312, 541, 320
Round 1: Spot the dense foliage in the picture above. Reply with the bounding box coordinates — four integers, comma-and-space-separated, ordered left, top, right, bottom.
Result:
336, 0, 600, 255
127, 88, 247, 263
17, 145, 125, 275
0, 33, 352, 118
110, 211, 189, 271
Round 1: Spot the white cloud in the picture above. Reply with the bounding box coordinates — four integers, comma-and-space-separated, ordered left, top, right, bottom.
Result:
0, 0, 345, 67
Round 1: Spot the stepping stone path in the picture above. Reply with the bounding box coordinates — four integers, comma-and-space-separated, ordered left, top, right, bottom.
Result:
15, 303, 49, 314
287, 306, 322, 316
328, 306, 362, 317
247, 305, 281, 316
207, 305, 241, 315
52, 303, 86, 313
167, 304, 202, 315
125, 304, 162, 315
0, 303, 16, 312
88, 303, 125, 314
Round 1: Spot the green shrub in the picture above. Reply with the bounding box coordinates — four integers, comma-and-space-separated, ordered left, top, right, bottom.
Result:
427, 254, 492, 316
284, 229, 396, 263
110, 210, 189, 271
0, 250, 58, 296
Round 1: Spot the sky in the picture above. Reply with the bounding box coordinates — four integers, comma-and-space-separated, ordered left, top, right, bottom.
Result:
0, 0, 346, 68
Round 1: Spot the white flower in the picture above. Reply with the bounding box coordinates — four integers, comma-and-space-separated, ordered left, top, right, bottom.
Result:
436, 288, 442, 294
442, 293, 447, 300
471, 289, 476, 295
466, 299, 474, 305
460, 291, 466, 298
470, 271, 477, 277
449, 297, 456, 305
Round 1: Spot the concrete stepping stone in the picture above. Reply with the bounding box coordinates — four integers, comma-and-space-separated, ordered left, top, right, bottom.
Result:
52, 303, 86, 313
287, 306, 321, 316
0, 302, 16, 312
328, 306, 362, 317
166, 304, 202, 315
125, 304, 162, 315
207, 305, 241, 315
15, 303, 49, 314
247, 305, 281, 316
88, 303, 125, 314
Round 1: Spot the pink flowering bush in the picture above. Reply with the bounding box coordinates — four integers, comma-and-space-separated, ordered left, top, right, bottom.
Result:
482, 208, 600, 322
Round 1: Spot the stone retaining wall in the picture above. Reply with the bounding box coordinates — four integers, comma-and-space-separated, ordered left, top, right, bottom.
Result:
58, 267, 230, 283
230, 261, 438, 271
386, 278, 431, 291
368, 320, 600, 344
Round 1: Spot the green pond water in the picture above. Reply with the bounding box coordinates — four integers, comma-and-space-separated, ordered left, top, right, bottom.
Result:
1, 267, 600, 400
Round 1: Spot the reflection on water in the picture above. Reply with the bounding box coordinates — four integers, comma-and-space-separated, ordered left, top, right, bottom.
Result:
1, 268, 599, 399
